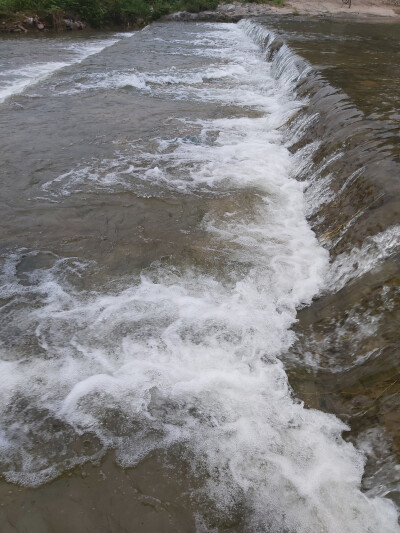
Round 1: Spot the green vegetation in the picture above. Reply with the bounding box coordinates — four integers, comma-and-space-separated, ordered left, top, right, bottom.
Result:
0, 0, 284, 27
0, 0, 220, 26
251, 0, 283, 5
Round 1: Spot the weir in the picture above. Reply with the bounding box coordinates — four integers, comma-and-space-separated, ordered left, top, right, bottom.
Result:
239, 19, 400, 509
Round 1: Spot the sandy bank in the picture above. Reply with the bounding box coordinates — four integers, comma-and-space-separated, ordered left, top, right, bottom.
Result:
271, 0, 400, 18
164, 0, 400, 23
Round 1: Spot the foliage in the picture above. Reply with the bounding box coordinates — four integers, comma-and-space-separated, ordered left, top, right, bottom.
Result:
249, 0, 284, 5
175, 0, 218, 13
0, 0, 282, 26
0, 0, 153, 24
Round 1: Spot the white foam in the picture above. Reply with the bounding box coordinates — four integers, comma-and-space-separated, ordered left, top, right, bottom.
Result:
113, 31, 137, 38
292, 305, 383, 373
52, 23, 301, 114
357, 428, 400, 499
57, 69, 148, 95
0, 38, 119, 103
39, 116, 295, 198
0, 62, 70, 103
326, 225, 400, 293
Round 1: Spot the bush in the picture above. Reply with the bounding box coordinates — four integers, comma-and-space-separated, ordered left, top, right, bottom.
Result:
0, 0, 284, 27
0, 0, 152, 25
177, 0, 218, 13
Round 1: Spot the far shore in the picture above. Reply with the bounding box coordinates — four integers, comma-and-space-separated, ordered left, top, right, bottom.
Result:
164, 0, 400, 23
1, 0, 400, 35
252, 0, 400, 19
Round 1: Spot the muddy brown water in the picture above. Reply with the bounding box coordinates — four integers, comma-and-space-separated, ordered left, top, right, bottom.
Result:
0, 17, 399, 532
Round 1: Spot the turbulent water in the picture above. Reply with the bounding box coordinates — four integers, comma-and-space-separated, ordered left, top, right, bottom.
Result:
0, 18, 399, 533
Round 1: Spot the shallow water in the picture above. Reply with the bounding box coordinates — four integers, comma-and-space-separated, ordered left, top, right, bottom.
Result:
0, 18, 399, 532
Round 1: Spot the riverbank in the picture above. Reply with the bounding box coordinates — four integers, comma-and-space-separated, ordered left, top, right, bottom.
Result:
2, 0, 399, 33
280, 0, 400, 17
164, 0, 400, 22
0, 0, 219, 33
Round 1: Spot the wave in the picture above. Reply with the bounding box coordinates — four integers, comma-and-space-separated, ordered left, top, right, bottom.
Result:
0, 37, 121, 104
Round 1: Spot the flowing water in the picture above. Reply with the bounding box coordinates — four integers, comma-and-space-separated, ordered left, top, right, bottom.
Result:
0, 17, 399, 533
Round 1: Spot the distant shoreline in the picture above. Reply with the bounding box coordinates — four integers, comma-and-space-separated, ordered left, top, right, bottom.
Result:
163, 0, 400, 23
1, 0, 399, 35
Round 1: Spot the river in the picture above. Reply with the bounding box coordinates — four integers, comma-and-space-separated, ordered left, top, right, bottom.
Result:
0, 17, 399, 532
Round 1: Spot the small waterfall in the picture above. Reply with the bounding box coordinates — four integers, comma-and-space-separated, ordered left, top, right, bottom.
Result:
240, 18, 400, 510
240, 18, 400, 255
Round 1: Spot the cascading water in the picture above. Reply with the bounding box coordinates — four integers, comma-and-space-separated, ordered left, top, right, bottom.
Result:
239, 17, 400, 519
0, 18, 399, 532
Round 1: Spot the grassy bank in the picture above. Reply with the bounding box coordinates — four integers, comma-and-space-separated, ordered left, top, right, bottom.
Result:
0, 0, 282, 28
